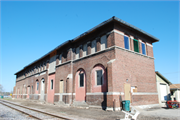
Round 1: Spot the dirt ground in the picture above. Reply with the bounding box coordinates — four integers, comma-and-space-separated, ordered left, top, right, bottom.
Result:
3, 99, 180, 120
8, 99, 124, 120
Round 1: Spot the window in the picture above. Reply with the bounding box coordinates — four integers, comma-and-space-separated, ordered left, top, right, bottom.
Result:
51, 80, 53, 89
79, 73, 84, 87
41, 64, 43, 71
59, 54, 62, 64
141, 42, 146, 55
100, 35, 107, 50
171, 91, 174, 95
96, 70, 103, 85
91, 40, 96, 54
124, 35, 130, 49
133, 39, 139, 53
37, 82, 39, 90
76, 47, 80, 59
31, 86, 33, 94
83, 44, 87, 57
44, 62, 46, 70
34, 66, 36, 73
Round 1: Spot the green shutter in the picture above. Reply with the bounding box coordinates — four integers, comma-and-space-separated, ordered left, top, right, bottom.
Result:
133, 39, 139, 53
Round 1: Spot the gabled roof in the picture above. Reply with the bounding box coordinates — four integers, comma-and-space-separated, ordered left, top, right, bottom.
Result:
155, 71, 172, 85
170, 84, 180, 90
15, 16, 159, 75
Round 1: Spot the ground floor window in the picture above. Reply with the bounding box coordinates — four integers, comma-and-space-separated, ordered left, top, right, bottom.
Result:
79, 73, 84, 87
51, 80, 53, 89
96, 70, 103, 85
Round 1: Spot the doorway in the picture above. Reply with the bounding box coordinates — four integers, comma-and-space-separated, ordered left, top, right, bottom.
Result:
40, 79, 45, 101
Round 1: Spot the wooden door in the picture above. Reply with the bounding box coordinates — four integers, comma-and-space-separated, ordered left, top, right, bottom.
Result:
124, 83, 131, 102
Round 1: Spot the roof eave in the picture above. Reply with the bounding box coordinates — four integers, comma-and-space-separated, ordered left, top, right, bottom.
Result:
113, 16, 159, 42
14, 40, 72, 75
155, 71, 172, 85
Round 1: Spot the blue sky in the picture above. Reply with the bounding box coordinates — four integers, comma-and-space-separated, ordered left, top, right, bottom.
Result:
0, 1, 179, 92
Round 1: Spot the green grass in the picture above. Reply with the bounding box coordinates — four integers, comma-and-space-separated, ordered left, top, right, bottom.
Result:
0, 97, 12, 101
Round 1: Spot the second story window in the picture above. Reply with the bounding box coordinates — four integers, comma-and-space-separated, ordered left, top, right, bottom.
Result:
100, 35, 107, 51
141, 42, 146, 55
91, 40, 96, 54
83, 44, 87, 57
124, 35, 130, 50
76, 47, 80, 59
59, 54, 62, 64
133, 39, 139, 53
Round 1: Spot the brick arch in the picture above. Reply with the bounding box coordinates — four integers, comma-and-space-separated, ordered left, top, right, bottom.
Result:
91, 64, 107, 93
75, 68, 87, 101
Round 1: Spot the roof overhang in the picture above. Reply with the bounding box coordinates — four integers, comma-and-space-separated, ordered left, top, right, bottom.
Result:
155, 71, 172, 85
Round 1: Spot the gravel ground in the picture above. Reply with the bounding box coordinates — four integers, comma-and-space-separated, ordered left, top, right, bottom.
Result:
0, 104, 34, 120
0, 101, 63, 120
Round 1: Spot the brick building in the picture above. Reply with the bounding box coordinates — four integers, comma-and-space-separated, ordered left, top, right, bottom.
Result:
13, 16, 159, 111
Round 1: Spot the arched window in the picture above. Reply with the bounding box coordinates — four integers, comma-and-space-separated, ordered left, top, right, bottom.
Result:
31, 86, 33, 94
51, 79, 53, 89
36, 80, 39, 90
91, 64, 107, 92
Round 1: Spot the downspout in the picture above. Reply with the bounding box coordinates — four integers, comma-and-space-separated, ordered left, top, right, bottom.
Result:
71, 48, 74, 105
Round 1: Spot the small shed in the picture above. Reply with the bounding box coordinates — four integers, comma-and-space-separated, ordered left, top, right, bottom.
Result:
170, 84, 180, 101
155, 71, 172, 107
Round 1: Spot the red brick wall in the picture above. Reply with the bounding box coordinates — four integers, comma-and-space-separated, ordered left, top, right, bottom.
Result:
146, 45, 154, 57
109, 48, 158, 107
73, 49, 115, 94
132, 95, 158, 106
114, 32, 124, 48
107, 32, 115, 47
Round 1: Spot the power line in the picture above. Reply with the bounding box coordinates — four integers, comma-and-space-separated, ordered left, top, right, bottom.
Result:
162, 72, 179, 75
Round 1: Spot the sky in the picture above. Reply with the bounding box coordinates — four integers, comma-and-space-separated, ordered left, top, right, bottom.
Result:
0, 1, 179, 92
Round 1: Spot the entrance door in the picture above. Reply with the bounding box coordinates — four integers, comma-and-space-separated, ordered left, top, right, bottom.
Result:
40, 79, 45, 100
160, 84, 167, 101
27, 87, 30, 99
75, 70, 86, 101
59, 80, 64, 101
124, 83, 131, 102
47, 74, 55, 103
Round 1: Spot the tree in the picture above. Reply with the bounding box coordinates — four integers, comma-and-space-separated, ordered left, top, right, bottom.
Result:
0, 84, 4, 95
